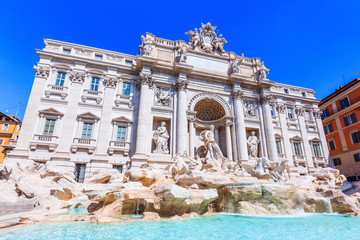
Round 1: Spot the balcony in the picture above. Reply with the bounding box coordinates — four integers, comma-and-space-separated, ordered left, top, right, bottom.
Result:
313, 156, 327, 167
293, 155, 306, 167
108, 141, 130, 155
30, 134, 58, 151
44, 84, 68, 100
81, 89, 103, 104
114, 94, 133, 108
71, 138, 96, 153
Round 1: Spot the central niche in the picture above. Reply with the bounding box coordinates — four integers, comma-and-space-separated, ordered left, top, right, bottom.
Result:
194, 99, 225, 121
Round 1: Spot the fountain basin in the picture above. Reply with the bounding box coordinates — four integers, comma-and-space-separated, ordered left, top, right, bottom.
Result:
1, 214, 359, 240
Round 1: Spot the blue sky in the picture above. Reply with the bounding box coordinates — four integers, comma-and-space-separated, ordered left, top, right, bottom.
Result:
0, 0, 359, 120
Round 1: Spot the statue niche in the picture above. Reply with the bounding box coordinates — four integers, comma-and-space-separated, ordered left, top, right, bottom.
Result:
152, 121, 170, 154
247, 130, 260, 159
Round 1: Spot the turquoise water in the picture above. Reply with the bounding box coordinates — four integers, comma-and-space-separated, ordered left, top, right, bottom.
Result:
1, 214, 360, 240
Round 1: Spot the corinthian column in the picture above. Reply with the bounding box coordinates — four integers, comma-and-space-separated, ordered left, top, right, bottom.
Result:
233, 89, 248, 161
261, 94, 278, 162
135, 72, 153, 155
176, 73, 189, 155
225, 120, 233, 161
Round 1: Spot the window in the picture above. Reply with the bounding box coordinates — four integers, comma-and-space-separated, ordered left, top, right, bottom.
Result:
116, 126, 127, 142
351, 131, 360, 144
90, 77, 100, 91
82, 123, 93, 139
287, 107, 294, 119
56, 72, 66, 86
302, 92, 306, 97
312, 143, 322, 157
275, 139, 282, 154
125, 60, 132, 66
63, 48, 71, 54
284, 89, 289, 94
113, 165, 123, 173
0, 139, 3, 145
323, 124, 333, 135
354, 153, 360, 162
270, 105, 275, 117
339, 97, 350, 110
344, 113, 357, 127
43, 119, 56, 136
293, 141, 302, 156
321, 108, 330, 119
329, 140, 335, 151
122, 82, 131, 96
74, 163, 86, 183
2, 123, 9, 131
95, 54, 103, 60
17, 125, 21, 131
333, 158, 342, 166
16, 135, 19, 141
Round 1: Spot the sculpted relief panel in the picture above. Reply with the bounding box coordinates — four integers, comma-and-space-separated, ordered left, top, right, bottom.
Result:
244, 101, 257, 118
154, 87, 172, 107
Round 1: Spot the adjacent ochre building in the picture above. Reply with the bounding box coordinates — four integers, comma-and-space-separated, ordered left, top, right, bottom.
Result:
0, 112, 21, 163
319, 78, 360, 177
7, 23, 329, 181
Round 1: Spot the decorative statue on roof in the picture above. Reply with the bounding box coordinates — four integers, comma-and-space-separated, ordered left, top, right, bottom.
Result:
213, 34, 227, 54
185, 23, 227, 54
185, 28, 201, 49
141, 35, 153, 56
176, 43, 189, 63
258, 62, 269, 80
231, 59, 240, 74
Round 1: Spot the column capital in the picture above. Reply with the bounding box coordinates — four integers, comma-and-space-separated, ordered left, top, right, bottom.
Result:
103, 76, 118, 89
232, 89, 244, 100
276, 104, 286, 114
176, 79, 189, 91
34, 65, 50, 79
295, 107, 305, 116
225, 119, 233, 127
259, 94, 272, 104
313, 110, 322, 119
70, 71, 86, 84
138, 72, 154, 88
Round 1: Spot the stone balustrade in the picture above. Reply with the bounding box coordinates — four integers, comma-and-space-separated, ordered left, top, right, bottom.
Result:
81, 89, 103, 104
44, 84, 68, 100
108, 141, 130, 155
71, 138, 96, 153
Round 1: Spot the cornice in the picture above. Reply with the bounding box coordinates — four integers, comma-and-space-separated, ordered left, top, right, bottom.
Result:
322, 101, 360, 124
36, 49, 135, 74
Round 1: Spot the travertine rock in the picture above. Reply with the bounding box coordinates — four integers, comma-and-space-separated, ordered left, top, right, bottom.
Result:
177, 170, 230, 188
85, 169, 123, 184
125, 168, 159, 187
142, 211, 161, 221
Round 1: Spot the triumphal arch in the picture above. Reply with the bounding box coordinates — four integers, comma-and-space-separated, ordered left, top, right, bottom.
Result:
9, 23, 328, 179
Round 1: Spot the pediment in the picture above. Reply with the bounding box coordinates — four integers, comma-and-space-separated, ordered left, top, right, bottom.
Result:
309, 137, 321, 142
52, 63, 72, 71
112, 116, 132, 123
291, 135, 302, 140
39, 108, 64, 116
77, 112, 100, 120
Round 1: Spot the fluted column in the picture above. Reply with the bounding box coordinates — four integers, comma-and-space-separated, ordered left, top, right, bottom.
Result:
189, 118, 195, 158
261, 94, 278, 162
225, 120, 233, 161
96, 76, 117, 154
176, 75, 189, 155
233, 90, 248, 161
135, 73, 153, 155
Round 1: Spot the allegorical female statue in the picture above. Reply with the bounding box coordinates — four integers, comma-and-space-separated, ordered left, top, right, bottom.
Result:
153, 121, 170, 154
247, 130, 260, 159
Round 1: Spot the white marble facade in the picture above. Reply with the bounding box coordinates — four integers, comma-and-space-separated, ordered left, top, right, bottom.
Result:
8, 23, 329, 177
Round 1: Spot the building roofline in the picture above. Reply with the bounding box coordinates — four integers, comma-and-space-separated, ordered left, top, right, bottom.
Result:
319, 78, 360, 106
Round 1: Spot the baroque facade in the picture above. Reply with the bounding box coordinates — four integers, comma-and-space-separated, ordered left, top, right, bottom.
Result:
8, 23, 329, 180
